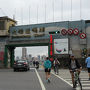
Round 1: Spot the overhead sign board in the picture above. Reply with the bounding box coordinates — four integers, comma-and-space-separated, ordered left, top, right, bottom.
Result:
54, 38, 68, 54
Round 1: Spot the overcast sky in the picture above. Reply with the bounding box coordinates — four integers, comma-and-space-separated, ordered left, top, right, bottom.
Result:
0, 0, 90, 25
15, 46, 48, 58
0, 0, 90, 58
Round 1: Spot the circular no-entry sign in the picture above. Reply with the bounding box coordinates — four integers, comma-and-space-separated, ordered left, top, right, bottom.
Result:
73, 28, 79, 35
80, 33, 86, 39
68, 29, 73, 35
61, 29, 67, 35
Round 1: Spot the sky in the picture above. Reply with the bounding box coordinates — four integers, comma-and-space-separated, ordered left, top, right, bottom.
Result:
0, 0, 90, 25
0, 0, 90, 58
15, 46, 48, 58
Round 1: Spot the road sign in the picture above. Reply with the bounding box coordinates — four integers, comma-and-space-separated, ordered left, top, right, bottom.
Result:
61, 29, 67, 35
68, 29, 73, 35
80, 33, 86, 39
73, 28, 79, 35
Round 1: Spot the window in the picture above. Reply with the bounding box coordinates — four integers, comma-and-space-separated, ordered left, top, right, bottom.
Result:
32, 27, 37, 33
18, 29, 23, 34
0, 21, 5, 30
25, 29, 30, 34
12, 30, 17, 35
39, 27, 45, 32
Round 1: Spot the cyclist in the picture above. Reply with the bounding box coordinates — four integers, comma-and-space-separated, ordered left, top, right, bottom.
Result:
85, 54, 90, 80
44, 57, 52, 83
68, 54, 82, 88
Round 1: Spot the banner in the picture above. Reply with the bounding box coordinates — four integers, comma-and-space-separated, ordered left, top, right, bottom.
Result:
0, 51, 4, 61
54, 38, 68, 54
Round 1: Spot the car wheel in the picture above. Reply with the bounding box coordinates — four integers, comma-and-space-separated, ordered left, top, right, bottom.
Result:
14, 69, 16, 72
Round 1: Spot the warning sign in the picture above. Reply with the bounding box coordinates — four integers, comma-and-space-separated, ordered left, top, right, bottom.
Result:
61, 29, 67, 35
68, 29, 73, 35
73, 28, 79, 35
80, 33, 86, 39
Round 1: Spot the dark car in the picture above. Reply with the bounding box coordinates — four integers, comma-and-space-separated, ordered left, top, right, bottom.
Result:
13, 60, 30, 72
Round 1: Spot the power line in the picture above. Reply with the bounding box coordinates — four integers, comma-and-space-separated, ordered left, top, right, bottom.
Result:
45, 0, 46, 23
80, 0, 82, 20
52, 0, 54, 22
61, 0, 63, 21
21, 8, 23, 25
29, 6, 31, 24
37, 5, 38, 24
71, 0, 72, 21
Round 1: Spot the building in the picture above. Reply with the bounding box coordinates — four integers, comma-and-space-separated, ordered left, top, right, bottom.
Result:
0, 16, 16, 36
0, 16, 16, 63
22, 47, 27, 59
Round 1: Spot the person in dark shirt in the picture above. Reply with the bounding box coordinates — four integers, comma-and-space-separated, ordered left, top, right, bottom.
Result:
53, 58, 60, 75
36, 60, 39, 69
68, 54, 82, 88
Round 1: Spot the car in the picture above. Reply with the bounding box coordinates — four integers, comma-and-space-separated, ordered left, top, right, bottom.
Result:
13, 60, 30, 72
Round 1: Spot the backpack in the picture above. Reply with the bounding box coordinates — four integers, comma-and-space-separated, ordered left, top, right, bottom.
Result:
44, 60, 51, 69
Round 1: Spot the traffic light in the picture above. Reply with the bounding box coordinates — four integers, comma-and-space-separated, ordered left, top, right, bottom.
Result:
55, 31, 60, 34
81, 48, 87, 58
49, 31, 60, 34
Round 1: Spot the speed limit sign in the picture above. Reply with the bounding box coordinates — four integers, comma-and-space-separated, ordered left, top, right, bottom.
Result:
80, 33, 86, 39
61, 29, 67, 35
73, 28, 79, 35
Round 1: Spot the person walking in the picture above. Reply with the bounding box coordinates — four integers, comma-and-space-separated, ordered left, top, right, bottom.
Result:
33, 60, 36, 67
36, 60, 39, 69
68, 54, 82, 88
44, 57, 52, 83
85, 54, 90, 80
53, 58, 60, 75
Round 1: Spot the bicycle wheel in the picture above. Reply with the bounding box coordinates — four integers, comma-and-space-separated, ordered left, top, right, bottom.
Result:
78, 78, 82, 90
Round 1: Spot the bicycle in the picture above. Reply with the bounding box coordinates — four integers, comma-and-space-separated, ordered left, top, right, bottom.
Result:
72, 69, 82, 90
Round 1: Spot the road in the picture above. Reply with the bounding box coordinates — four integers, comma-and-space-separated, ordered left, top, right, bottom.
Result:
0, 68, 89, 90
56, 69, 90, 90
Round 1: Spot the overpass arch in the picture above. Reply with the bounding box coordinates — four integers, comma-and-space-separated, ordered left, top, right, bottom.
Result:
4, 40, 51, 68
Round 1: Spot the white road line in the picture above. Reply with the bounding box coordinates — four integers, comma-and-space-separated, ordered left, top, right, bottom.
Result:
35, 68, 46, 90
82, 84, 90, 86
65, 78, 89, 81
83, 87, 90, 89
52, 72, 90, 90
51, 72, 73, 87
69, 81, 90, 83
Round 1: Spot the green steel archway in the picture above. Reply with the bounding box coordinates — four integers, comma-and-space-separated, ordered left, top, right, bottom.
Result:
4, 43, 50, 68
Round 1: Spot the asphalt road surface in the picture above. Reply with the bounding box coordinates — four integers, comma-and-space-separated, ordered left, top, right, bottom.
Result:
0, 68, 89, 90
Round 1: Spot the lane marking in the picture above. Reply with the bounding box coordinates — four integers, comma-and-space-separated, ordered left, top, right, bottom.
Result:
35, 68, 46, 90
83, 87, 90, 89
64, 78, 89, 80
82, 84, 90, 86
69, 81, 90, 83
51, 72, 73, 87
